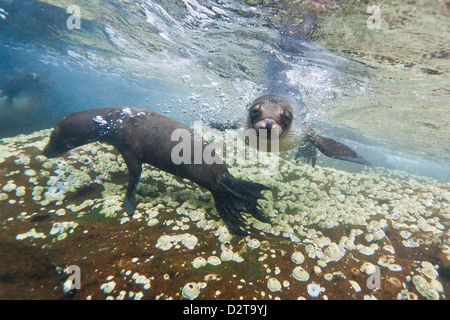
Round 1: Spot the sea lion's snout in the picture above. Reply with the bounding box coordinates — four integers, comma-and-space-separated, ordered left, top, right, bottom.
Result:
42, 140, 67, 158
42, 145, 61, 158
42, 130, 59, 158
42, 146, 52, 158
42, 126, 77, 158
255, 118, 279, 130
265, 119, 275, 129
254, 118, 283, 139
247, 96, 294, 141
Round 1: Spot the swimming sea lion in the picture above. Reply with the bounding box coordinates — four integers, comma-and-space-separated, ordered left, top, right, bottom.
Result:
42, 107, 270, 236
209, 93, 371, 167
0, 73, 46, 126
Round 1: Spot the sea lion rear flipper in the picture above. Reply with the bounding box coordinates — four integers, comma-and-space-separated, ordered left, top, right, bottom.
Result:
123, 156, 143, 215
213, 175, 271, 236
309, 132, 371, 166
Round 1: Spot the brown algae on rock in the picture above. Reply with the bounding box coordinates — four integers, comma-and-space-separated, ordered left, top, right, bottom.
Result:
0, 129, 448, 300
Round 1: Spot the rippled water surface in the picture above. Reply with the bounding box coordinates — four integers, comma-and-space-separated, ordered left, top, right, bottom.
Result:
1, 0, 448, 178
0, 0, 448, 300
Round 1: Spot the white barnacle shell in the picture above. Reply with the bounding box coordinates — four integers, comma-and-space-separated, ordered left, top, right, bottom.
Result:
349, 280, 361, 292
307, 282, 323, 298
267, 278, 282, 292
100, 281, 116, 294
155, 235, 173, 251
292, 266, 309, 282
291, 251, 305, 264
360, 262, 377, 275
247, 238, 261, 249
181, 234, 198, 250
2, 181, 16, 193
220, 247, 234, 262
323, 243, 345, 262
207, 256, 222, 266
181, 282, 205, 300
192, 257, 207, 269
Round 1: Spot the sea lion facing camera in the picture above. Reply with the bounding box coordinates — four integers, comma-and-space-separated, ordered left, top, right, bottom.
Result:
209, 93, 371, 167
43, 107, 271, 236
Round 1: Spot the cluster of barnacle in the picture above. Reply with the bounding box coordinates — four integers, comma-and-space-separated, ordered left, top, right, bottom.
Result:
0, 129, 448, 300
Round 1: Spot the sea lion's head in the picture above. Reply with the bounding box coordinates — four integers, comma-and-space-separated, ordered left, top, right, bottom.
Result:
43, 113, 95, 158
246, 95, 294, 140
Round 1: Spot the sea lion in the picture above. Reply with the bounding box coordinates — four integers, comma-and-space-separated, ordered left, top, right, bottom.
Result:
208, 93, 371, 167
42, 107, 271, 236
0, 73, 46, 126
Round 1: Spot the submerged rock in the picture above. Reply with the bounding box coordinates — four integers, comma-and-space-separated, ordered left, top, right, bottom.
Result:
0, 129, 448, 300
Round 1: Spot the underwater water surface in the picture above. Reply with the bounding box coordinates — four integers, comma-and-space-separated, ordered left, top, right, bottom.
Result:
0, 0, 448, 300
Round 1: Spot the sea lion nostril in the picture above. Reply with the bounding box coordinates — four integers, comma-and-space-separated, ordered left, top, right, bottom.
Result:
265, 120, 274, 129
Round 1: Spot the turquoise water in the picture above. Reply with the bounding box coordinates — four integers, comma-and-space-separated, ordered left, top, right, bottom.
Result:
0, 0, 448, 300
1, 0, 448, 180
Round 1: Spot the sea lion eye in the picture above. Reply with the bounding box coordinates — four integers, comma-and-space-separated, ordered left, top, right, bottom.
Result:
66, 142, 75, 150
250, 104, 261, 117
281, 112, 292, 125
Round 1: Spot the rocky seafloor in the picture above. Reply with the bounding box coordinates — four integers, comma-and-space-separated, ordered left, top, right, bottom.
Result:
0, 129, 448, 300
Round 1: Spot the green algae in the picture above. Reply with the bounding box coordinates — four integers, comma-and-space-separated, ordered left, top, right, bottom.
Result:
77, 205, 109, 223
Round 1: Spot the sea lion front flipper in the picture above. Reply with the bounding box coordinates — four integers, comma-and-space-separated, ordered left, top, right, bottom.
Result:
294, 142, 318, 167
122, 155, 143, 215
213, 174, 271, 236
207, 119, 241, 131
309, 132, 371, 166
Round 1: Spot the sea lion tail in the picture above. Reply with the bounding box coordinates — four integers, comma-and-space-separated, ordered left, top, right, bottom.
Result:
212, 175, 271, 236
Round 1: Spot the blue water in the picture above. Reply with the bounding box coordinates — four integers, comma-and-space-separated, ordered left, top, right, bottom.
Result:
0, 0, 449, 181
0, 43, 181, 129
